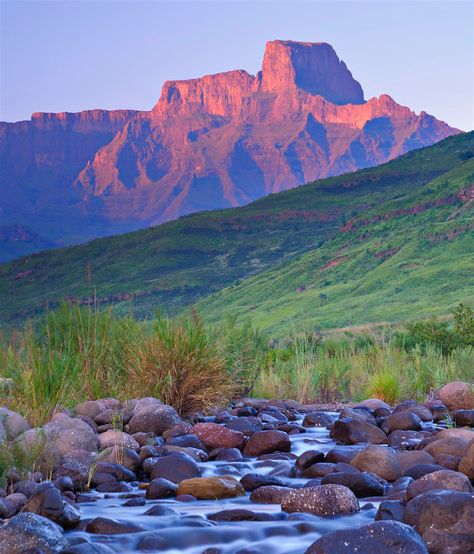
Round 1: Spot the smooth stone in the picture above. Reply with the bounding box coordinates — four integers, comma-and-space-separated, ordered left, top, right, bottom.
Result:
149, 452, 201, 483
177, 476, 245, 500
281, 484, 359, 517
331, 418, 387, 445
193, 422, 244, 449
145, 477, 177, 499
243, 430, 291, 456
85, 517, 144, 534
350, 445, 401, 481
405, 469, 473, 500
321, 471, 384, 497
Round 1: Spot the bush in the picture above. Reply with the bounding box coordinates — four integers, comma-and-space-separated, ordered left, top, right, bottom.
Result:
125, 312, 236, 415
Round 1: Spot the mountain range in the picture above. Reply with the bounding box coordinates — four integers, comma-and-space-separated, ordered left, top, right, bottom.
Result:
2, 132, 473, 330
0, 40, 461, 262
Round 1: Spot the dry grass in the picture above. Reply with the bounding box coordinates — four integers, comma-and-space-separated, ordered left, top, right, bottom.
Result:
125, 312, 236, 415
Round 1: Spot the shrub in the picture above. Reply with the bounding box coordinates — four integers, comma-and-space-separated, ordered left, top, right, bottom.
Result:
366, 372, 401, 405
126, 312, 236, 415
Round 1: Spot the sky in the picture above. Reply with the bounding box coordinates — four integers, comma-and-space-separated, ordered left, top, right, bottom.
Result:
1, 0, 473, 130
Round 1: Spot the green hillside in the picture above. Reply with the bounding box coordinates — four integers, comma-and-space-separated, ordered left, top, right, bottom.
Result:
1, 132, 473, 329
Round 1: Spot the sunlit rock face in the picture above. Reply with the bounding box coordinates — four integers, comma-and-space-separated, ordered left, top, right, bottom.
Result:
0, 40, 460, 255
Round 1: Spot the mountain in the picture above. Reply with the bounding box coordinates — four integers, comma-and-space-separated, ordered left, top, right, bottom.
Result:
0, 225, 58, 263
1, 132, 473, 329
0, 40, 460, 261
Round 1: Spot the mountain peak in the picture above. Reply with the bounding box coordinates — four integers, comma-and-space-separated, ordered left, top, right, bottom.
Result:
260, 40, 365, 104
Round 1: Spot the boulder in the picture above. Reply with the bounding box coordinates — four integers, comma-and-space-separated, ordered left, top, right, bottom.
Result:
404, 490, 474, 554
240, 473, 285, 491
243, 430, 291, 456
145, 477, 177, 499
75, 399, 122, 420
435, 428, 474, 441
405, 469, 473, 500
386, 411, 423, 432
423, 437, 469, 464
177, 476, 245, 499
225, 417, 262, 436
397, 450, 435, 473
357, 398, 391, 411
392, 400, 433, 422
193, 422, 244, 449
281, 484, 359, 517
0, 512, 69, 553
375, 500, 405, 522
350, 445, 401, 481
326, 445, 365, 464
296, 450, 325, 470
452, 409, 474, 427
305, 520, 428, 554
97, 446, 140, 471
331, 418, 387, 445
22, 483, 80, 529
437, 381, 474, 411
302, 463, 336, 478
0, 407, 31, 439
321, 471, 384, 497
128, 398, 181, 435
149, 452, 200, 483
458, 438, 474, 478
98, 430, 139, 451
249, 485, 292, 504
302, 412, 337, 428
404, 464, 445, 480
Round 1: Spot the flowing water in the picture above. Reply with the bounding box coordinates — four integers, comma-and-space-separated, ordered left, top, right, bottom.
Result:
66, 417, 380, 553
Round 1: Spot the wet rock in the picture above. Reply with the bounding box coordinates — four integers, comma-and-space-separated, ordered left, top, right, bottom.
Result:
145, 477, 177, 499
96, 481, 133, 493
393, 400, 433, 422
397, 450, 434, 473
94, 461, 136, 482
404, 490, 474, 554
90, 472, 116, 488
208, 509, 285, 521
225, 417, 262, 436
53, 462, 89, 489
213, 448, 243, 461
386, 411, 423, 432
435, 427, 474, 441
128, 398, 181, 436
240, 473, 285, 491
305, 520, 428, 553
177, 476, 245, 499
193, 422, 244, 449
122, 497, 146, 506
321, 471, 384, 497
350, 445, 401, 481
281, 484, 359, 517
162, 444, 208, 462
166, 433, 204, 450
243, 430, 291, 456
403, 463, 445, 480
302, 463, 336, 478
22, 483, 80, 529
375, 500, 405, 522
162, 422, 193, 440
330, 418, 387, 445
430, 403, 449, 422
98, 430, 139, 451
452, 409, 474, 427
387, 429, 424, 448
150, 452, 201, 483
405, 469, 473, 500
459, 438, 474, 478
85, 516, 144, 534
249, 485, 292, 504
61, 543, 116, 554
0, 512, 69, 553
325, 445, 365, 464
143, 505, 178, 516
302, 412, 337, 428
438, 381, 474, 411
296, 450, 325, 470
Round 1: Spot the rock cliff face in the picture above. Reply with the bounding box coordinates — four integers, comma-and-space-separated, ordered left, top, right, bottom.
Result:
0, 40, 460, 258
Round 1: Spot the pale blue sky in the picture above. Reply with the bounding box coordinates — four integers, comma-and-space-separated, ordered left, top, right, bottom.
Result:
1, 0, 473, 130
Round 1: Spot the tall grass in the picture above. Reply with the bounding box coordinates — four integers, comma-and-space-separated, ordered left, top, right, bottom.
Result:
126, 312, 236, 415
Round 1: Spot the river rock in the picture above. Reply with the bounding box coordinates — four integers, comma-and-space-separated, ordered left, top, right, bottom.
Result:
452, 409, 474, 427
98, 445, 140, 471
0, 407, 31, 438
85, 517, 144, 534
150, 452, 201, 483
386, 411, 423, 432
225, 416, 262, 436
397, 450, 435, 473
240, 473, 285, 491
281, 484, 359, 516
98, 430, 139, 451
375, 500, 405, 522
350, 445, 401, 481
193, 422, 244, 449
331, 418, 387, 445
392, 400, 433, 422
22, 483, 80, 529
302, 412, 337, 428
243, 430, 291, 456
403, 464, 445, 480
296, 450, 325, 470
249, 485, 292, 504
326, 445, 365, 463
458, 438, 474, 478
0, 512, 69, 553
357, 398, 391, 411
142, 478, 176, 500
405, 469, 473, 500
128, 398, 181, 435
404, 490, 474, 554
321, 471, 384, 497
302, 463, 336, 478
423, 436, 469, 464
177, 476, 245, 499
305, 520, 428, 553
437, 381, 474, 411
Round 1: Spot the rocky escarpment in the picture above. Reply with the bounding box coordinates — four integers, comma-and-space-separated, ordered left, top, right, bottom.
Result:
1, 40, 460, 260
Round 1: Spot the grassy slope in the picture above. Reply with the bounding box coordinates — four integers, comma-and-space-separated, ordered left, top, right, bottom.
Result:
1, 132, 473, 327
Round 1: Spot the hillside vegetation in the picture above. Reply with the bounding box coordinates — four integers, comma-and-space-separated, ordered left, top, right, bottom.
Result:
1, 132, 473, 330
